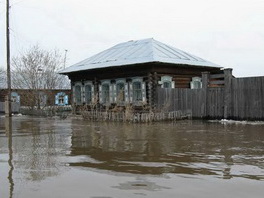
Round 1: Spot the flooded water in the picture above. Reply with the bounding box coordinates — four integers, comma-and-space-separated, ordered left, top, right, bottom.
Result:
0, 116, 263, 198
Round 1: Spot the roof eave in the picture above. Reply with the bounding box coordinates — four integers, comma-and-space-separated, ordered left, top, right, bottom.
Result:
59, 61, 222, 75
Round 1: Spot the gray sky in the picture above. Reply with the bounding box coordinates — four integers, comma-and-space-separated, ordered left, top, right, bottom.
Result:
1, 0, 264, 77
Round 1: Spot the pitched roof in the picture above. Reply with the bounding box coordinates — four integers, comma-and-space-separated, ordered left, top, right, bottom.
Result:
60, 38, 220, 74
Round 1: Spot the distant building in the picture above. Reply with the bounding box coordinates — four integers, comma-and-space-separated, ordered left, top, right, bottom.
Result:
0, 89, 71, 113
60, 38, 223, 109
0, 69, 71, 112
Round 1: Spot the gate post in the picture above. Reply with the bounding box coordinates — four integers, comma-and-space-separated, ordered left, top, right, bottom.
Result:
201, 72, 210, 118
224, 68, 233, 119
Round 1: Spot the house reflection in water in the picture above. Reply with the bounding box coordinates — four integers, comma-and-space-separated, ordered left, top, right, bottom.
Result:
69, 121, 264, 180
0, 116, 263, 198
1, 117, 68, 184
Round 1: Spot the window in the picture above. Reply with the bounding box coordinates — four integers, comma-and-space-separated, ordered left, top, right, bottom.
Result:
99, 80, 112, 104
102, 83, 110, 103
75, 85, 82, 104
133, 81, 142, 101
55, 92, 69, 106
85, 84, 92, 104
159, 76, 174, 88
116, 82, 125, 102
11, 92, 20, 103
190, 77, 202, 89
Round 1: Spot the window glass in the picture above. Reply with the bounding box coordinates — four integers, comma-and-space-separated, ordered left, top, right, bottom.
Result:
193, 81, 202, 89
85, 84, 92, 103
102, 84, 110, 103
133, 81, 142, 101
163, 81, 172, 88
75, 85, 82, 104
59, 95, 64, 104
116, 82, 125, 102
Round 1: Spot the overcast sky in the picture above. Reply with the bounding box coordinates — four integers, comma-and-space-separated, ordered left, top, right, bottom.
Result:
0, 0, 264, 77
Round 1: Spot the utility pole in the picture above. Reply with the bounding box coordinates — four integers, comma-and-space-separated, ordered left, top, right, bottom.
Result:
63, 49, 68, 69
5, 0, 12, 117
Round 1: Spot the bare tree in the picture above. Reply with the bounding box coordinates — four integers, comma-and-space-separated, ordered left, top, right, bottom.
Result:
11, 45, 70, 109
0, 67, 6, 88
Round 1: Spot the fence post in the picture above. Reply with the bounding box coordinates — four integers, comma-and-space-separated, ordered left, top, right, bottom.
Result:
201, 72, 210, 118
224, 68, 233, 119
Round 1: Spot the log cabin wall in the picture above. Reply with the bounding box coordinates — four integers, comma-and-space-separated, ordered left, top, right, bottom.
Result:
152, 63, 223, 89
67, 62, 222, 109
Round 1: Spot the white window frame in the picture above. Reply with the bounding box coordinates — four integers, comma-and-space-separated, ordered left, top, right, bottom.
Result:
131, 77, 146, 104
159, 76, 175, 88
190, 77, 202, 89
115, 79, 126, 104
100, 80, 111, 105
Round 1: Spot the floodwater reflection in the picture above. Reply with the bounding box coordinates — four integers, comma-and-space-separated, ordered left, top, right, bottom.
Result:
0, 116, 263, 198
5, 117, 14, 198
69, 120, 264, 180
0, 116, 71, 198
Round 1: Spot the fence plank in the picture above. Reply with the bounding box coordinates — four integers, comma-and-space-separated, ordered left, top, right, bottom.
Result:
157, 75, 264, 121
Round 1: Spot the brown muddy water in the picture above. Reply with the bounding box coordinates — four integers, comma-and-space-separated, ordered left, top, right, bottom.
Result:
0, 116, 263, 198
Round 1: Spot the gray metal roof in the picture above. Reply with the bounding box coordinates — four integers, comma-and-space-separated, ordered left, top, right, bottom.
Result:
60, 38, 220, 74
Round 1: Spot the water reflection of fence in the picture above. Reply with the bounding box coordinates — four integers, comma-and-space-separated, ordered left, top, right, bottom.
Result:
81, 110, 192, 122
19, 106, 72, 117
0, 102, 20, 113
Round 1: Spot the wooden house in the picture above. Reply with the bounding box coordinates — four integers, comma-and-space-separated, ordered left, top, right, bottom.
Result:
60, 38, 223, 110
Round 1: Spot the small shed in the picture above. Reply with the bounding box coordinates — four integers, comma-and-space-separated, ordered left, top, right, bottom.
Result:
60, 38, 222, 109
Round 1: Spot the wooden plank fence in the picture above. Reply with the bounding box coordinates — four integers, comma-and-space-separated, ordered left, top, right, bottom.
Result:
157, 88, 201, 118
232, 77, 264, 120
207, 87, 224, 118
157, 87, 224, 119
157, 69, 264, 121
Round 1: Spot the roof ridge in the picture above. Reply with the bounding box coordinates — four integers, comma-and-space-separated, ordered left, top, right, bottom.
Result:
149, 38, 157, 61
